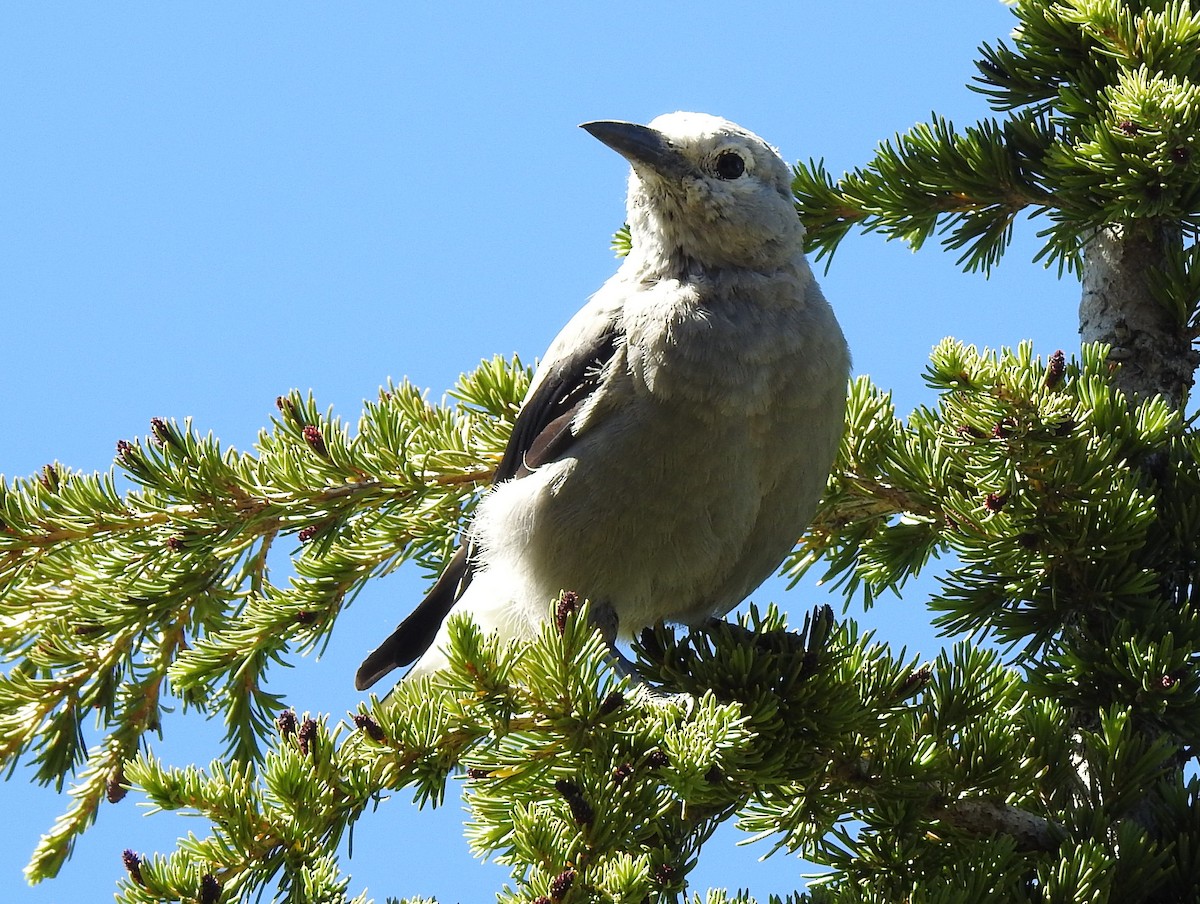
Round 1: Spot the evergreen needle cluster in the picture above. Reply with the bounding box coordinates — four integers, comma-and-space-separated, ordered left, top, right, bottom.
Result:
0, 357, 528, 884
794, 0, 1200, 287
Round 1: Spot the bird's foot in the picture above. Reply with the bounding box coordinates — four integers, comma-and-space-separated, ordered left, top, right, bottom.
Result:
587, 600, 694, 709
605, 643, 695, 711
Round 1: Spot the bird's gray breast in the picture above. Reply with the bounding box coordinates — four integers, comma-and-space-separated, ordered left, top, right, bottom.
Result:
619, 273, 814, 412
521, 270, 846, 628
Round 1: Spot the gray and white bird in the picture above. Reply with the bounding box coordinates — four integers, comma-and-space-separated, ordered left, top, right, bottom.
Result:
355, 112, 849, 690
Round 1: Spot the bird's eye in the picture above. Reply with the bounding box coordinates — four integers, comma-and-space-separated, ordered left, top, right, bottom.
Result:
714, 151, 745, 180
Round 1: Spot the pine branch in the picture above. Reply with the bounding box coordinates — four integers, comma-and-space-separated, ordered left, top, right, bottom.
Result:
795, 0, 1200, 331
794, 114, 1053, 273
789, 342, 1195, 657
785, 338, 1200, 899
1, 355, 532, 882
935, 797, 1060, 853
102, 595, 1071, 902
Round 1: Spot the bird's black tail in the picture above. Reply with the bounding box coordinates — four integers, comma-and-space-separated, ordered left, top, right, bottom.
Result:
354, 545, 473, 690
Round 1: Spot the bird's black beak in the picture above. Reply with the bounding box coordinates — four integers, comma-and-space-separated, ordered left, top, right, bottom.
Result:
580, 120, 691, 179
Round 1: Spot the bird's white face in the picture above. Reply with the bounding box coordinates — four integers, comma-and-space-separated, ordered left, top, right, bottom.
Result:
626, 112, 805, 273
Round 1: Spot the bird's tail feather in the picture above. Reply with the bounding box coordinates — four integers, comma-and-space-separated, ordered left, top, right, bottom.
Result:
354, 545, 472, 690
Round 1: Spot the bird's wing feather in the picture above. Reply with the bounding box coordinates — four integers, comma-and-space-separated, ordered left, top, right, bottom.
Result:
354, 307, 623, 690
496, 314, 621, 480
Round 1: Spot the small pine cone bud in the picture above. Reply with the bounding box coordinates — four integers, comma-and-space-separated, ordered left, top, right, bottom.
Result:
531, 898, 552, 904
295, 610, 316, 625
116, 439, 135, 460
1161, 674, 1178, 690
554, 591, 580, 635
612, 763, 634, 786
352, 713, 385, 742
900, 666, 932, 695
549, 868, 577, 901
983, 492, 1006, 512
106, 763, 127, 804
598, 691, 625, 716
276, 710, 297, 738
554, 779, 593, 825
653, 863, 679, 887
992, 419, 1015, 439
298, 718, 318, 757
1118, 119, 1141, 136
149, 417, 171, 446
645, 749, 670, 770
1044, 349, 1066, 388
166, 535, 185, 552
39, 464, 59, 492
956, 424, 985, 439
199, 873, 221, 904
122, 849, 143, 886
302, 425, 327, 456
276, 395, 294, 415
298, 525, 318, 543
467, 767, 492, 779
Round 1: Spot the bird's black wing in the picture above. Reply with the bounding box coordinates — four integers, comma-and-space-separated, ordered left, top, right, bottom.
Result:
495, 322, 620, 481
354, 316, 622, 691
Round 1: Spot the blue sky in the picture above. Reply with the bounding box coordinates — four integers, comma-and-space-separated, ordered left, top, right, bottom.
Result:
2, 4, 1081, 902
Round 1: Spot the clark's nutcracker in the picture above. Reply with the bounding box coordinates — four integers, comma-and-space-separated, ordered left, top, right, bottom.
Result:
356, 112, 849, 690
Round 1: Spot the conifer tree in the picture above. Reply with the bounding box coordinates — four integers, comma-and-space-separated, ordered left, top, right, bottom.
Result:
4, 2, 1200, 901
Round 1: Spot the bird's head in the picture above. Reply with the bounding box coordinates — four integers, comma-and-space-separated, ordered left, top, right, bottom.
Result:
581, 112, 804, 274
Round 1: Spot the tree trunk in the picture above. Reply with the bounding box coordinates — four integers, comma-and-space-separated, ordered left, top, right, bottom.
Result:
1079, 224, 1197, 410
1077, 222, 1198, 844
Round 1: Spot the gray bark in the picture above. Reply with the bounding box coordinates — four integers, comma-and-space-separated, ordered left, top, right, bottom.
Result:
1079, 224, 1197, 410
937, 798, 1061, 853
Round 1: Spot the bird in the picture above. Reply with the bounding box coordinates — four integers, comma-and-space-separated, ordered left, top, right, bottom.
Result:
355, 112, 849, 691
